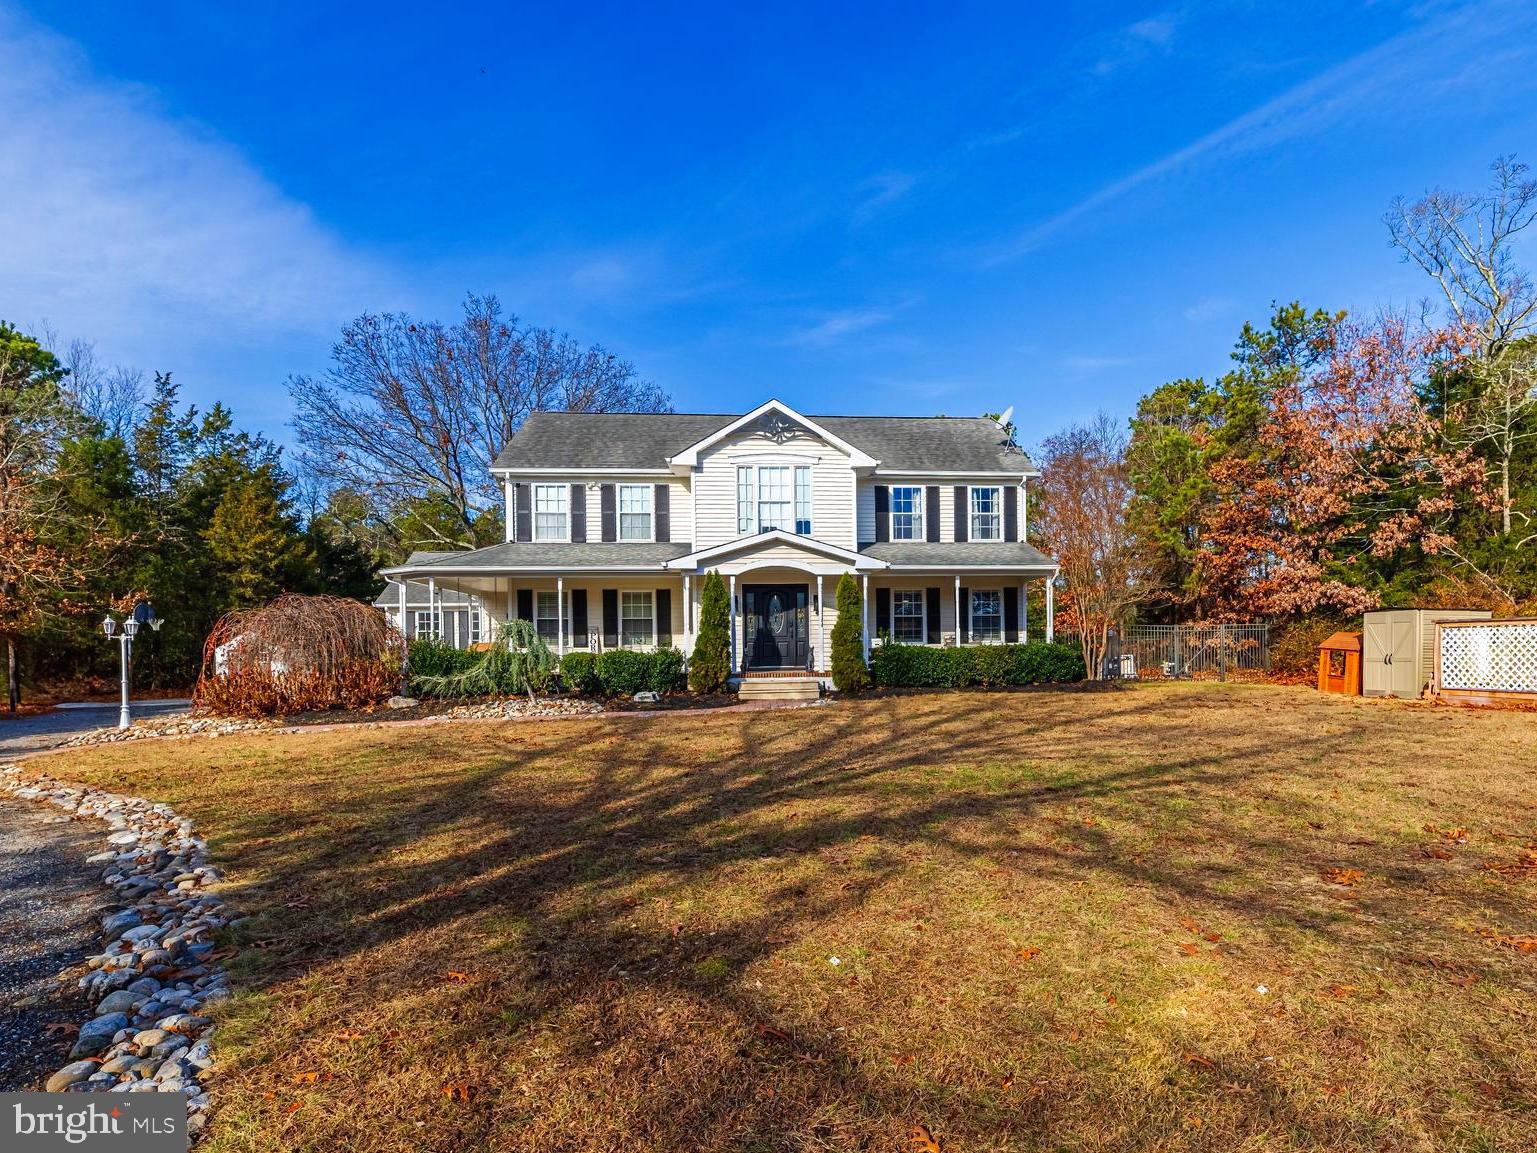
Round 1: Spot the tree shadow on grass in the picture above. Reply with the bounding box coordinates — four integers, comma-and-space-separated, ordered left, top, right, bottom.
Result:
105, 688, 1537, 1151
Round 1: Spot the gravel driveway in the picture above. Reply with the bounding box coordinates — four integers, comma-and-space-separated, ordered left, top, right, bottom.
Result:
0, 798, 108, 1089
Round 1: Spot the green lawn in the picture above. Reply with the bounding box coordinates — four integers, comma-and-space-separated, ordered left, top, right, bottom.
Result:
48, 683, 1537, 1152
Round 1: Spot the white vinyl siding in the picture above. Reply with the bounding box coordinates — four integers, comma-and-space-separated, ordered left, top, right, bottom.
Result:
697, 431, 855, 550
533, 484, 568, 541
618, 484, 653, 541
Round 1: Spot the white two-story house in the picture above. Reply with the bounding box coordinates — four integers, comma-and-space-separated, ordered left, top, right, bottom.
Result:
380, 400, 1058, 678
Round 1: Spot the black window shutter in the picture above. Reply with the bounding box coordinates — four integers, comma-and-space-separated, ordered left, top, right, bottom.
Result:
600, 485, 617, 543
655, 588, 672, 646
571, 589, 589, 647
1004, 486, 1018, 542
516, 588, 533, 622
874, 485, 890, 543
958, 585, 970, 642
876, 587, 891, 637
925, 486, 940, 542
925, 587, 941, 644
515, 483, 532, 543
602, 589, 619, 648
570, 484, 587, 543
953, 486, 968, 543
1004, 586, 1019, 642
654, 484, 670, 543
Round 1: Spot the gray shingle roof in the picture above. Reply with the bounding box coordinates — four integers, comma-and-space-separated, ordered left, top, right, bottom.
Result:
383, 541, 694, 574
373, 579, 476, 607
859, 541, 1056, 568
492, 410, 1033, 472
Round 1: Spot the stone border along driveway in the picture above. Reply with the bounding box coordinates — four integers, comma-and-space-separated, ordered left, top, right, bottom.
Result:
1, 765, 230, 1138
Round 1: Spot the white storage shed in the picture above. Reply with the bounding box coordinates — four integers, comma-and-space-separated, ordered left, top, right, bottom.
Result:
1362, 609, 1492, 698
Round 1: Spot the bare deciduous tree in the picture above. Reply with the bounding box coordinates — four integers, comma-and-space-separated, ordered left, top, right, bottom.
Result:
1033, 414, 1149, 680
59, 338, 146, 436
1461, 337, 1537, 542
1386, 155, 1537, 358
287, 294, 670, 550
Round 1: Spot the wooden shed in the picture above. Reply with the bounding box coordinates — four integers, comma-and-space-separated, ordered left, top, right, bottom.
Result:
1317, 631, 1362, 696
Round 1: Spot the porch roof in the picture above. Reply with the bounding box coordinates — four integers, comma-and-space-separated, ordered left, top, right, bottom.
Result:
858, 541, 1057, 569
380, 541, 694, 577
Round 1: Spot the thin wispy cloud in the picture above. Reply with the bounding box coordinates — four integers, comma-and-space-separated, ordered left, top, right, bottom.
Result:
0, 7, 398, 360
787, 306, 895, 347
851, 171, 918, 225
1092, 9, 1181, 75
987, 0, 1537, 265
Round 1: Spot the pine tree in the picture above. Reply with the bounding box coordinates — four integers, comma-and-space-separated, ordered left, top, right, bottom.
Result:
830, 573, 869, 692
688, 570, 731, 692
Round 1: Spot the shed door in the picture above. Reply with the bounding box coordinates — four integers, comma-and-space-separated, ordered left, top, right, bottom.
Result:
1389, 616, 1419, 696
1363, 616, 1391, 694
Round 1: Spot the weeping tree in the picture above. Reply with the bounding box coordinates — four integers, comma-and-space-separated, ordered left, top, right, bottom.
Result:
688, 569, 731, 692
410, 619, 555, 702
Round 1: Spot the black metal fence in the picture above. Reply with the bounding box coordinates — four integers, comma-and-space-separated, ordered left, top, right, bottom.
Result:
1101, 623, 1270, 681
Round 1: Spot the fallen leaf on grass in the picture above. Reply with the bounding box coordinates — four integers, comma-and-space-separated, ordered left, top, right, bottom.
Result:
1422, 846, 1454, 860
753, 1022, 790, 1042
442, 1083, 476, 1103
285, 1102, 302, 1114
445, 971, 471, 983
1475, 1081, 1500, 1099
1177, 942, 1201, 956
1183, 1115, 1204, 1129
1178, 916, 1200, 934
908, 1123, 941, 1153
1322, 867, 1364, 886
1016, 946, 1041, 961
1204, 932, 1223, 942
1183, 1052, 1216, 1071
1000, 1074, 1014, 1089
1327, 984, 1357, 999
332, 1029, 365, 1042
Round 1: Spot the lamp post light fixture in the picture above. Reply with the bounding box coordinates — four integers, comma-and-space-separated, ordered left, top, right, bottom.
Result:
101, 601, 164, 730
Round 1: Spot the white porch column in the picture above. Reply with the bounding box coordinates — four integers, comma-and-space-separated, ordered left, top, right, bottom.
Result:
860, 573, 870, 661
1045, 575, 1055, 642
954, 575, 963, 645
682, 573, 692, 653
556, 576, 565, 657
1020, 581, 1028, 644
728, 574, 738, 673
427, 578, 438, 640
397, 579, 408, 638
815, 574, 824, 671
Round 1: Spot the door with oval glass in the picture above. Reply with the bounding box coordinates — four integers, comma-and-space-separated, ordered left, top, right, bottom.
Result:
743, 583, 807, 669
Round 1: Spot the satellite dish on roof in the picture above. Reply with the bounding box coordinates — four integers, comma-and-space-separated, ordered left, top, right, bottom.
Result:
995, 406, 1014, 429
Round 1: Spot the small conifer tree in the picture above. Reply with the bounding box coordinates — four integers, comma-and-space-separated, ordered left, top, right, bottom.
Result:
688, 570, 732, 692
830, 572, 869, 692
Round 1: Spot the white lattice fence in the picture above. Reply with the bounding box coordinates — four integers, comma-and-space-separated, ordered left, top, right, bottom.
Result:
1438, 621, 1537, 695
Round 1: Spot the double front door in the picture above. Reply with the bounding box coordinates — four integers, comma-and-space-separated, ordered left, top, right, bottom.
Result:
743, 584, 808, 669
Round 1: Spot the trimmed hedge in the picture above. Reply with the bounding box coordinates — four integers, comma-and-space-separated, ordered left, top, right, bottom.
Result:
564, 647, 686, 697
870, 642, 1086, 689
406, 637, 479, 680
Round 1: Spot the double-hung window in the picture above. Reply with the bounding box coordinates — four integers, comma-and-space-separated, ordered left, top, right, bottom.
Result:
893, 589, 926, 643
970, 486, 1002, 541
891, 486, 923, 540
535, 591, 560, 643
970, 589, 1003, 643
757, 466, 792, 532
794, 466, 812, 535
468, 609, 482, 645
620, 591, 654, 648
414, 610, 440, 640
618, 484, 652, 541
533, 484, 568, 541
737, 467, 755, 534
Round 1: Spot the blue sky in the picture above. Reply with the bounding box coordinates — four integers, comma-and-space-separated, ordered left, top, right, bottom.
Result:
3, 1, 1536, 449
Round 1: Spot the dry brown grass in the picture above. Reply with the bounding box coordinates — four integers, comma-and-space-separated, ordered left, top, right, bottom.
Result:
45, 683, 1537, 1152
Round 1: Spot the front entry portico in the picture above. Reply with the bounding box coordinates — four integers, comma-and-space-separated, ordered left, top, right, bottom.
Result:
743, 583, 808, 670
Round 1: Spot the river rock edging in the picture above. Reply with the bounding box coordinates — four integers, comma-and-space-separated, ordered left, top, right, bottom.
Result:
1, 765, 229, 1138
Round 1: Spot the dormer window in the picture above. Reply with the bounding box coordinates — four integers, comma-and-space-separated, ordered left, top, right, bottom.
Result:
533, 484, 568, 541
